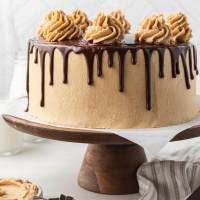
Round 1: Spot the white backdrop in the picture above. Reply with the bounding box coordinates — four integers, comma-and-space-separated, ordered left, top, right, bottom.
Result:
1, 0, 200, 98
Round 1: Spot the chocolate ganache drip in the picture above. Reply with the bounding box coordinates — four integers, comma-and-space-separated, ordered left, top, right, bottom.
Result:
26, 38, 198, 111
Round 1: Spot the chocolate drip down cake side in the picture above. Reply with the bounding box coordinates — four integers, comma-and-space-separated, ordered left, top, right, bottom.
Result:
26, 10, 199, 128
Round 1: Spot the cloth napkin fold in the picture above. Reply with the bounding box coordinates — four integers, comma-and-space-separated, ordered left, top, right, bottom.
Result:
137, 138, 200, 200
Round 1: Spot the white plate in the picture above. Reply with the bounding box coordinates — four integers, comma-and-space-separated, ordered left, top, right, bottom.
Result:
3, 97, 200, 156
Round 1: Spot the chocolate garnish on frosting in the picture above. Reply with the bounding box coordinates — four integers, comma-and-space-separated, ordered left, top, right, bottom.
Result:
166, 12, 192, 43
38, 10, 81, 42
135, 14, 171, 45
84, 12, 124, 44
109, 10, 130, 33
69, 9, 90, 32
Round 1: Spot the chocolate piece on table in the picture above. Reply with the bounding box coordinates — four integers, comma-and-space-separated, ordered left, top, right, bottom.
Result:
48, 194, 74, 200
60, 194, 74, 200
186, 185, 200, 199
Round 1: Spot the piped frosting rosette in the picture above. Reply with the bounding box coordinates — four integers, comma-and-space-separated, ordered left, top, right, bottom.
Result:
109, 10, 130, 33
69, 9, 90, 32
166, 12, 192, 43
135, 14, 171, 45
84, 12, 124, 44
38, 10, 81, 42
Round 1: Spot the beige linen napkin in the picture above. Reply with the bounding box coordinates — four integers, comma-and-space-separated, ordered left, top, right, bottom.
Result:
137, 138, 200, 200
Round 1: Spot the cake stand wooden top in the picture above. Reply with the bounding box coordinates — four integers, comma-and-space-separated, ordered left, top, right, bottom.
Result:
3, 114, 132, 144
3, 114, 200, 145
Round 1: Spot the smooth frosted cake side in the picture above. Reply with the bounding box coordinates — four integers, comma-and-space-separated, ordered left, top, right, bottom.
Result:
26, 10, 199, 128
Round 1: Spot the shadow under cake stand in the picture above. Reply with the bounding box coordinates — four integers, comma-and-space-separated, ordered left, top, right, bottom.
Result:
3, 114, 200, 195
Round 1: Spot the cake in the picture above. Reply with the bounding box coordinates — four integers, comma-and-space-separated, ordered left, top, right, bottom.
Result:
26, 11, 198, 128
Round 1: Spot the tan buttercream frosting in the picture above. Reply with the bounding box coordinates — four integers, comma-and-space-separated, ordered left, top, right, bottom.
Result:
84, 12, 124, 44
0, 178, 38, 200
166, 12, 192, 43
38, 10, 81, 42
135, 14, 171, 45
70, 9, 90, 32
0, 188, 5, 196
109, 10, 130, 33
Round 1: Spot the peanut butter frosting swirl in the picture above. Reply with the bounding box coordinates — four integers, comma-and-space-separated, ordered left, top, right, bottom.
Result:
135, 14, 171, 45
84, 12, 124, 44
70, 9, 90, 32
44, 10, 66, 21
0, 188, 5, 196
109, 10, 130, 33
0, 178, 38, 200
38, 10, 81, 42
166, 12, 192, 43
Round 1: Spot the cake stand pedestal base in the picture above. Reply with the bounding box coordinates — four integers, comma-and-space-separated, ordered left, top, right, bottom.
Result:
3, 110, 200, 195
78, 144, 147, 194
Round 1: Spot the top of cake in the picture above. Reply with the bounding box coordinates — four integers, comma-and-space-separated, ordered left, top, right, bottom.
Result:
37, 9, 192, 46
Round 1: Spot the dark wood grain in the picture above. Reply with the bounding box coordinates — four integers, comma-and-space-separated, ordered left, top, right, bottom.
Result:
3, 114, 200, 144
186, 185, 200, 200
171, 125, 200, 141
2, 114, 200, 195
78, 144, 147, 194
2, 114, 132, 145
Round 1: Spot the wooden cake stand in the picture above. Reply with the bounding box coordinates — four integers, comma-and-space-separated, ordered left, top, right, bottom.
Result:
3, 114, 200, 195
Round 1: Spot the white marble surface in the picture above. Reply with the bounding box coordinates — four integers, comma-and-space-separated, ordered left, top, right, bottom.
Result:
0, 136, 200, 199
1, 0, 200, 98
0, 140, 140, 200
